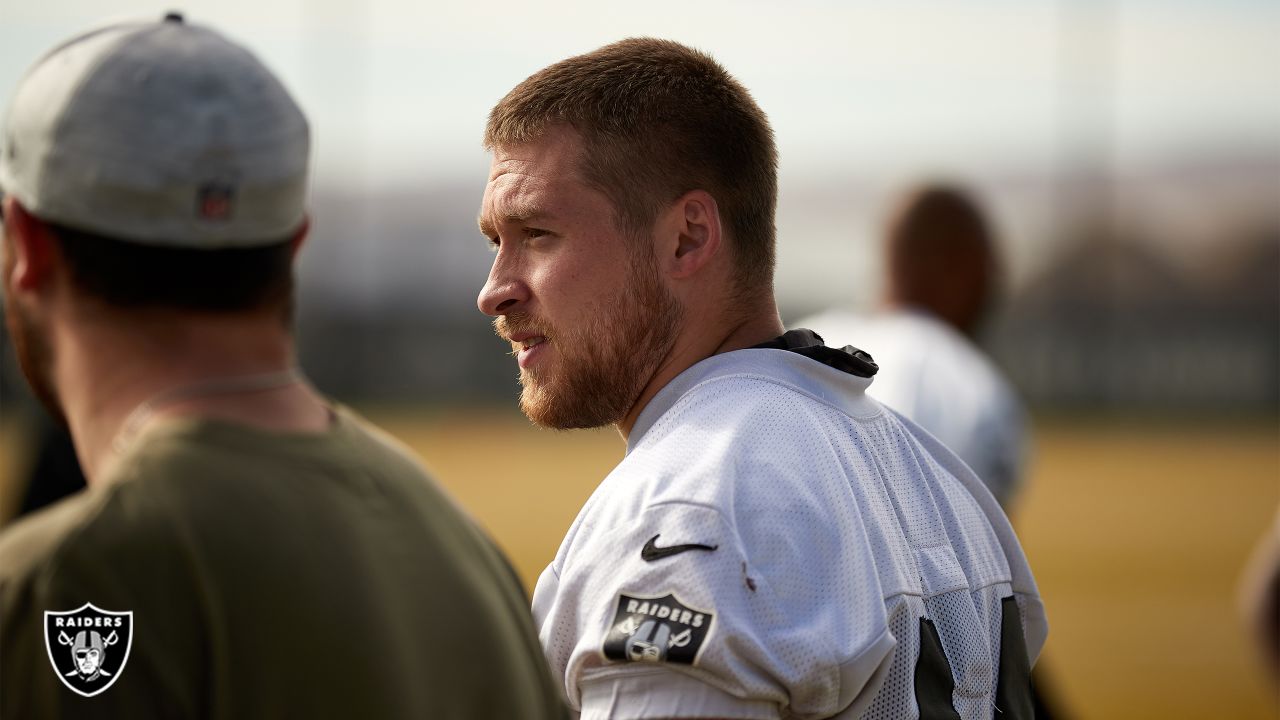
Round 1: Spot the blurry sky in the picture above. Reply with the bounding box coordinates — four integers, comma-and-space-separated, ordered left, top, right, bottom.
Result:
1, 0, 1277, 309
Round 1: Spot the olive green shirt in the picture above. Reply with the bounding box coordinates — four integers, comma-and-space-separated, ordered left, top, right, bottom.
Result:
0, 407, 566, 719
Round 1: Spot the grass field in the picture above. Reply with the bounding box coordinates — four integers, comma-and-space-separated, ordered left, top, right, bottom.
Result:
1, 411, 1277, 718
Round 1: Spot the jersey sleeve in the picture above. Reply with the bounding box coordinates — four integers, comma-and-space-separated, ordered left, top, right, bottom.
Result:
535, 429, 898, 719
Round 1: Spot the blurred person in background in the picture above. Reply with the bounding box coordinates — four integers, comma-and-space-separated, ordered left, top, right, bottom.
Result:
801, 184, 1028, 511
801, 185, 1073, 718
478, 38, 1046, 719
1238, 507, 1280, 684
0, 14, 565, 718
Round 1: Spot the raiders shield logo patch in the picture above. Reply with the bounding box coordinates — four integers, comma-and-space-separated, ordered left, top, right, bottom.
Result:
44, 603, 133, 697
603, 593, 713, 665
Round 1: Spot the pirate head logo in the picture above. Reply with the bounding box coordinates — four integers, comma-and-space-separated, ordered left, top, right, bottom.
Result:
44, 603, 133, 697
603, 592, 714, 666
67, 630, 114, 679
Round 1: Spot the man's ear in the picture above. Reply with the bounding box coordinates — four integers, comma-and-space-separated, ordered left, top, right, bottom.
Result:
287, 216, 310, 258
4, 199, 60, 292
666, 190, 722, 279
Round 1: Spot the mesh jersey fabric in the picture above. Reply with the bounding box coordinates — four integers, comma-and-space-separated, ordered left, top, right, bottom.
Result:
798, 309, 1028, 509
0, 406, 567, 720
531, 348, 1045, 720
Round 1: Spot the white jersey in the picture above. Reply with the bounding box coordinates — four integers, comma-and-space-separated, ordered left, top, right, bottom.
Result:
799, 309, 1028, 508
532, 346, 1047, 720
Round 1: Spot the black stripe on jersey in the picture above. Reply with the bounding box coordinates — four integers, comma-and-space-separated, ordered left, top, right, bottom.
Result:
914, 618, 963, 720
995, 596, 1034, 718
912, 598, 1035, 719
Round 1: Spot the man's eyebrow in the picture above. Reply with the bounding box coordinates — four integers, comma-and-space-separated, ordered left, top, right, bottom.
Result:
477, 203, 552, 238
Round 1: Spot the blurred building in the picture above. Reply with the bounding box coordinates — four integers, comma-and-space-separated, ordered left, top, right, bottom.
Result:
987, 221, 1278, 415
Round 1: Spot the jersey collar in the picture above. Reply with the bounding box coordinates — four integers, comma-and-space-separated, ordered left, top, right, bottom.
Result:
748, 328, 879, 378
627, 330, 880, 453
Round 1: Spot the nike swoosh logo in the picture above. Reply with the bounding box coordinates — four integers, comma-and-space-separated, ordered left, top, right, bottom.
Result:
641, 534, 718, 562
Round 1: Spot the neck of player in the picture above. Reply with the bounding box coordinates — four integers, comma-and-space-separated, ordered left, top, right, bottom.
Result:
617, 295, 785, 441
53, 308, 331, 484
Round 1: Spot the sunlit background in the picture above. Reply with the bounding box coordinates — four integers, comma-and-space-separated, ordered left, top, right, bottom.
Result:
1, 1, 1277, 717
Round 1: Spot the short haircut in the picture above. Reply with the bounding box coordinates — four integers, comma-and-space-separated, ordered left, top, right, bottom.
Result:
885, 184, 997, 334
887, 185, 993, 281
485, 38, 778, 297
49, 222, 295, 313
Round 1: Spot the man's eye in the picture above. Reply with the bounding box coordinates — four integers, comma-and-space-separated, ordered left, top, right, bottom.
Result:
486, 235, 500, 250
525, 228, 551, 239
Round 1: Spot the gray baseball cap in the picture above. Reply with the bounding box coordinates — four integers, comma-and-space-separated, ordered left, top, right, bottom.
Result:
0, 13, 310, 248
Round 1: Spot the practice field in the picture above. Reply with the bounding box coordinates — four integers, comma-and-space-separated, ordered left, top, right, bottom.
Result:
1, 412, 1276, 718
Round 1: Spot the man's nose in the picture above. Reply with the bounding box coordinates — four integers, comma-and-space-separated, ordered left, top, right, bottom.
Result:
477, 253, 529, 316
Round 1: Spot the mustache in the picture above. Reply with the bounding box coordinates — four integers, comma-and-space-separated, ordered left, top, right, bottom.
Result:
494, 313, 552, 347
494, 313, 542, 338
